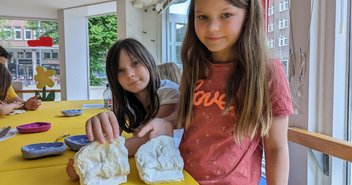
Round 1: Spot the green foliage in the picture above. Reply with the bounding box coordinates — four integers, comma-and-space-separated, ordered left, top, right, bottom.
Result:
25, 20, 59, 45
0, 19, 9, 39
88, 14, 117, 86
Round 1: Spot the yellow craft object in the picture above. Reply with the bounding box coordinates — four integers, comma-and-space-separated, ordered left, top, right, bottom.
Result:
34, 66, 56, 89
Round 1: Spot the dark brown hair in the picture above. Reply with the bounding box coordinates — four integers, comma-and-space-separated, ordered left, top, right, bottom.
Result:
106, 38, 160, 133
0, 64, 12, 101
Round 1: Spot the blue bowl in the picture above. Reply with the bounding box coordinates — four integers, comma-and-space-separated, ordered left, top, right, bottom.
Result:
61, 109, 83, 117
64, 135, 90, 151
21, 142, 66, 159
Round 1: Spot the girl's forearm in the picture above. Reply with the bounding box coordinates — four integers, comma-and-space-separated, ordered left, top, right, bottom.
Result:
265, 146, 289, 185
125, 134, 149, 157
0, 103, 16, 115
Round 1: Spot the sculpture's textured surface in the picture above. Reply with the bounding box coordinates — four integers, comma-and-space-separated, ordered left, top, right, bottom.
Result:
74, 136, 130, 185
135, 135, 184, 184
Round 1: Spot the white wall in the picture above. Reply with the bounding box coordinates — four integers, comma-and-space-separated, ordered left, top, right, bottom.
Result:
58, 7, 90, 100
117, 0, 162, 64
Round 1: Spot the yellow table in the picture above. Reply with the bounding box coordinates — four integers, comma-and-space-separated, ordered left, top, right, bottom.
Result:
0, 100, 198, 185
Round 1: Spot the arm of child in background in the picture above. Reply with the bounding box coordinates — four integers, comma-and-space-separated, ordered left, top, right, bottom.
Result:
0, 101, 23, 116
264, 116, 290, 185
8, 95, 41, 110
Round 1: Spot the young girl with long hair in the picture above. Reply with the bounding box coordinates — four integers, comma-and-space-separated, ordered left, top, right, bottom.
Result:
0, 64, 23, 116
0, 45, 41, 110
66, 38, 180, 180
171, 0, 293, 184
157, 62, 182, 84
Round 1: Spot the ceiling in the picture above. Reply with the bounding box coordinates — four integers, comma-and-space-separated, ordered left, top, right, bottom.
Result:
0, 0, 114, 20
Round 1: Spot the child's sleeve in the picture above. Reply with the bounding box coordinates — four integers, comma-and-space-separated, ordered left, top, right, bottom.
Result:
6, 85, 18, 100
157, 80, 180, 105
268, 60, 294, 117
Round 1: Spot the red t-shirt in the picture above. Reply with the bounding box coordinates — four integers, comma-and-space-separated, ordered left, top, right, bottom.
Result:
179, 60, 293, 185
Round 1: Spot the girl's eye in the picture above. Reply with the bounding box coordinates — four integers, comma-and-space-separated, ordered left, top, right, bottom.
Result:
221, 13, 233, 19
196, 15, 208, 20
132, 60, 139, 67
117, 69, 124, 74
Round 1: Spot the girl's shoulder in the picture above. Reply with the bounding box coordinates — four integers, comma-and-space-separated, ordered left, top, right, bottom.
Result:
158, 80, 180, 105
266, 59, 287, 80
160, 79, 179, 90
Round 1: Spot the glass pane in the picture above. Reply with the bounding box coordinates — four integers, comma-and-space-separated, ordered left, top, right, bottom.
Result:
175, 45, 181, 64
267, 0, 290, 69
175, 23, 186, 42
166, 0, 190, 65
88, 14, 117, 100
0, 18, 60, 100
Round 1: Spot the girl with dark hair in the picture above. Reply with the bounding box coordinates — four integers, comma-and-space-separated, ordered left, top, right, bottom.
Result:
0, 45, 41, 110
0, 64, 23, 116
66, 38, 179, 180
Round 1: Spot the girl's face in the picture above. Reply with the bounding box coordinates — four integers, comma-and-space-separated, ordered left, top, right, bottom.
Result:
0, 56, 7, 65
117, 50, 150, 97
194, 0, 246, 62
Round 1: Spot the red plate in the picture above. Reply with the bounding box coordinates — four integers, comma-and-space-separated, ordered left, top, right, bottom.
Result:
16, 122, 51, 134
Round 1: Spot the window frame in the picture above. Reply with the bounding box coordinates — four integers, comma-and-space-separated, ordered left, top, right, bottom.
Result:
279, 0, 289, 12
24, 29, 32, 40
268, 22, 274, 32
279, 35, 288, 46
279, 18, 288, 29
4, 26, 12, 40
165, 1, 189, 66
14, 26, 22, 40
267, 38, 274, 48
268, 5, 274, 16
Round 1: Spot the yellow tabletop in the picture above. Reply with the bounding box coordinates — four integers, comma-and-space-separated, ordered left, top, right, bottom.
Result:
0, 100, 198, 185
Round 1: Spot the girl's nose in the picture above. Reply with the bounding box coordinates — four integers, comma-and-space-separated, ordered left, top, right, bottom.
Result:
208, 19, 220, 32
127, 70, 135, 78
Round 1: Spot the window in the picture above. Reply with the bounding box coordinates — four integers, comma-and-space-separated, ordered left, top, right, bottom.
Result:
17, 52, 24, 58
25, 52, 32, 59
279, 35, 288, 46
0, 18, 60, 100
268, 22, 274, 32
24, 29, 32, 40
4, 26, 12, 40
279, 0, 289, 12
166, 0, 190, 65
268, 6, 274, 16
281, 59, 289, 76
14, 26, 22, 40
52, 52, 58, 59
267, 39, 274, 48
43, 52, 51, 59
279, 18, 288, 29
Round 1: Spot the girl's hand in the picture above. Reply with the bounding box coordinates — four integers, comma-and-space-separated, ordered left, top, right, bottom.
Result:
24, 95, 42, 110
66, 158, 79, 181
138, 118, 173, 139
85, 111, 120, 144
12, 101, 24, 109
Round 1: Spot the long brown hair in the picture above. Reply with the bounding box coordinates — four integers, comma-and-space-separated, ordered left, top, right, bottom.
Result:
0, 64, 12, 101
106, 38, 160, 133
178, 0, 271, 141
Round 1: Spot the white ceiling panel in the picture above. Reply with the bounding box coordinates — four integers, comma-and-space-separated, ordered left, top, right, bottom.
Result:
0, 0, 115, 19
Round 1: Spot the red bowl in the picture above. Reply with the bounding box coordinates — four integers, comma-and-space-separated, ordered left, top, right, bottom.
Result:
16, 122, 51, 134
